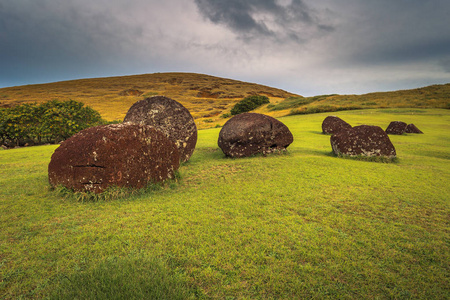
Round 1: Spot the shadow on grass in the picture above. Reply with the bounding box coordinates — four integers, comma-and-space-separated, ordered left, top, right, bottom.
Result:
309, 130, 328, 135
289, 147, 333, 157
49, 255, 200, 300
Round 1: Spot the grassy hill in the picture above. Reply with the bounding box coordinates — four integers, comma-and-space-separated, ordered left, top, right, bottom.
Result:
0, 72, 449, 129
0, 72, 297, 127
263, 84, 450, 117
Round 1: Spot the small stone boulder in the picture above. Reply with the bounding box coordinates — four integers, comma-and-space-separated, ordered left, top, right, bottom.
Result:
124, 96, 197, 162
405, 123, 423, 134
48, 123, 180, 193
385, 121, 407, 135
322, 116, 352, 134
218, 113, 294, 158
331, 125, 396, 158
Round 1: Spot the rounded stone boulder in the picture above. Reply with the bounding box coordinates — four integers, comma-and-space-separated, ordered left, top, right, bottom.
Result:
48, 123, 180, 193
123, 96, 197, 162
322, 116, 352, 134
405, 123, 423, 134
385, 121, 407, 135
218, 113, 294, 158
330, 125, 396, 158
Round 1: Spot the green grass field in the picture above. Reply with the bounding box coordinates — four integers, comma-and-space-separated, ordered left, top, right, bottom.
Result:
1, 109, 449, 299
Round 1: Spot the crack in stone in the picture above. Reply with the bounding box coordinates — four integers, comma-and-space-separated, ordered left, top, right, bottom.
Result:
73, 164, 106, 169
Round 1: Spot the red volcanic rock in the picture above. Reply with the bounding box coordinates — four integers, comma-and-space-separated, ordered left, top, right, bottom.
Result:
123, 96, 197, 162
322, 116, 352, 134
405, 123, 423, 134
48, 123, 180, 193
385, 121, 407, 135
331, 125, 396, 158
218, 113, 294, 158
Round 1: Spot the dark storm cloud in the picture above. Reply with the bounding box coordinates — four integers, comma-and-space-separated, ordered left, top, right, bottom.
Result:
354, 38, 450, 67
0, 0, 145, 85
327, 0, 450, 69
194, 0, 333, 42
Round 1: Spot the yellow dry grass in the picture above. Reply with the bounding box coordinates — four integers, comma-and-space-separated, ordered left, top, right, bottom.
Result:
305, 84, 450, 110
0, 72, 297, 129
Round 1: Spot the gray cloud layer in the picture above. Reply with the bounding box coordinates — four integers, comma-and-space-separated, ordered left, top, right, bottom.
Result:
1, 0, 449, 95
194, 0, 333, 42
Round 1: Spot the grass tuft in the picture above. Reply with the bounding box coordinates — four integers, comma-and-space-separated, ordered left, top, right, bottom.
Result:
51, 171, 182, 202
52, 185, 135, 202
333, 152, 399, 163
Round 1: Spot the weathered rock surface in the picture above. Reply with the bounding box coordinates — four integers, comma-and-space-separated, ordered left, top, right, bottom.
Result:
405, 123, 423, 134
48, 123, 180, 193
331, 125, 396, 158
218, 113, 294, 158
385, 121, 407, 135
322, 116, 352, 134
124, 96, 197, 162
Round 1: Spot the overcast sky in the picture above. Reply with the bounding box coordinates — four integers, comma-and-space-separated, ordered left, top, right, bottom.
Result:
1, 0, 449, 96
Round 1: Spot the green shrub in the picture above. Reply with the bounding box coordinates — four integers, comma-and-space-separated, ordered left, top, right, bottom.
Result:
289, 105, 362, 115
0, 100, 105, 147
361, 102, 377, 106
230, 95, 270, 115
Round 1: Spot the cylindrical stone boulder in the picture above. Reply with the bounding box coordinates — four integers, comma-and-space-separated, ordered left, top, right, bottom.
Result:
218, 113, 294, 158
405, 123, 423, 134
48, 123, 180, 193
385, 121, 407, 135
331, 125, 396, 158
322, 116, 352, 134
123, 96, 197, 162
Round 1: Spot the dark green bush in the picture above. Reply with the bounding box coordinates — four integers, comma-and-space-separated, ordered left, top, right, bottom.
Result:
289, 105, 362, 116
230, 95, 270, 115
0, 100, 105, 147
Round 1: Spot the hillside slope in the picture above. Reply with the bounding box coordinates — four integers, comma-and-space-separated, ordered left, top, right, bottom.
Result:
1, 73, 449, 129
262, 84, 450, 117
310, 83, 450, 109
0, 72, 298, 125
